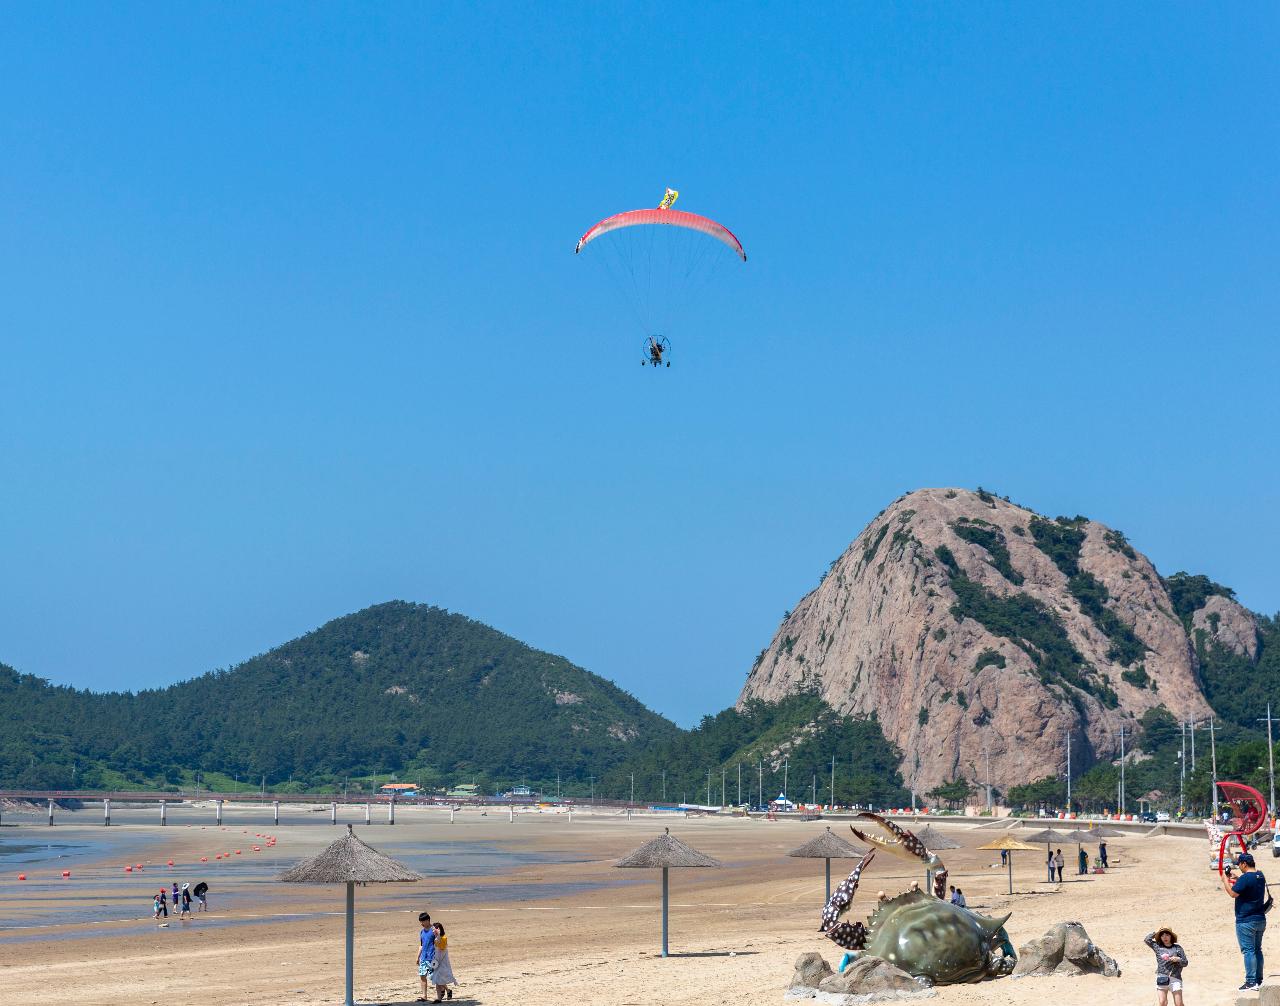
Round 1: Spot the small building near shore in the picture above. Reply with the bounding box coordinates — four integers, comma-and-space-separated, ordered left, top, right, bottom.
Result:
379, 783, 419, 798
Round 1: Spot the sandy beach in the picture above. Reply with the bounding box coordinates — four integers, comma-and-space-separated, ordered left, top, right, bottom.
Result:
0, 806, 1258, 1006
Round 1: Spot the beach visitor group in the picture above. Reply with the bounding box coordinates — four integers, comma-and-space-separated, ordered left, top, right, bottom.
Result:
151, 881, 206, 921
417, 912, 458, 1002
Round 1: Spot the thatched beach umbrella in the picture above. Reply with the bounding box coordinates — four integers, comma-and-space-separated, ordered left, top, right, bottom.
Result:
787, 827, 867, 904
912, 824, 961, 850
279, 823, 421, 1006
616, 827, 721, 957
978, 835, 1040, 894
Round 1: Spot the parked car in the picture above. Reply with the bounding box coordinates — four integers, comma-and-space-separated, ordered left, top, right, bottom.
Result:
1156, 811, 1171, 822
1137, 811, 1158, 823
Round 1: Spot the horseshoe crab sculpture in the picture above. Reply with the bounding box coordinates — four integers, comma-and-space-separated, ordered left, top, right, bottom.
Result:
817, 813, 1015, 985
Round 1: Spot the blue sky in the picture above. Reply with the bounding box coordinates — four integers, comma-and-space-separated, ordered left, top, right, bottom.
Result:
1, 4, 1276, 726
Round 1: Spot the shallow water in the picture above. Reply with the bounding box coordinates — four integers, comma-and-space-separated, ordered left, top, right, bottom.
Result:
0, 816, 612, 937
0, 878, 630, 943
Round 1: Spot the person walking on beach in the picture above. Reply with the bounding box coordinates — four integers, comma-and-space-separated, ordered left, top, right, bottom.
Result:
1054, 849, 1065, 883
1100, 840, 1108, 868
1145, 927, 1188, 1005
416, 912, 437, 1001
1078, 846, 1089, 875
152, 893, 162, 920
158, 888, 169, 918
1046, 850, 1055, 883
180, 883, 192, 918
1223, 852, 1269, 990
431, 922, 456, 1001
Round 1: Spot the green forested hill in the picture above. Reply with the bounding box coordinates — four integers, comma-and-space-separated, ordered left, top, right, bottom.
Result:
0, 602, 680, 793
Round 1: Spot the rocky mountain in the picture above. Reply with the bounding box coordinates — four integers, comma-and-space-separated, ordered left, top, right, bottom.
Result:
738, 488, 1260, 794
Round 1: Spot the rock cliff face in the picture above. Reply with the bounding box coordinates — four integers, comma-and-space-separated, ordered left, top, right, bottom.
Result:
737, 488, 1244, 793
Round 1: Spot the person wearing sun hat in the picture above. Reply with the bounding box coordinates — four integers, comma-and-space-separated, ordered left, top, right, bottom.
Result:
1144, 926, 1188, 1004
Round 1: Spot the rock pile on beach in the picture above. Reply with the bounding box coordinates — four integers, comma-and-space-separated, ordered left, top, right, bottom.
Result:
1013, 922, 1121, 978
787, 953, 935, 1003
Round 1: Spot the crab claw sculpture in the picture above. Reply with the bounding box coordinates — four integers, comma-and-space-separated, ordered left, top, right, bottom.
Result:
851, 812, 949, 898
817, 813, 1015, 985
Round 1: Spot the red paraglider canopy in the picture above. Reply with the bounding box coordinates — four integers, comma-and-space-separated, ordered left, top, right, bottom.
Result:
576, 209, 747, 261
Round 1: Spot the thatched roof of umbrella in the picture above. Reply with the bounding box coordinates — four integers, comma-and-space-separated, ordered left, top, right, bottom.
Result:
1083, 825, 1126, 838
617, 828, 722, 869
1061, 829, 1098, 844
787, 827, 866, 859
1020, 828, 1075, 846
279, 824, 422, 884
912, 824, 961, 850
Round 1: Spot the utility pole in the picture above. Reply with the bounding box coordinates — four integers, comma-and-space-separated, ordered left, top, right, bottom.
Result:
661, 769, 666, 802
830, 754, 836, 808
1209, 718, 1219, 818
738, 763, 742, 806
630, 773, 635, 806
1179, 719, 1186, 814
590, 775, 595, 806
1190, 717, 1196, 772
721, 767, 726, 807
706, 770, 711, 807
1259, 704, 1277, 817
758, 759, 763, 809
984, 746, 992, 812
783, 756, 789, 803
1119, 726, 1126, 816
556, 771, 560, 800
811, 773, 816, 807
1066, 730, 1072, 811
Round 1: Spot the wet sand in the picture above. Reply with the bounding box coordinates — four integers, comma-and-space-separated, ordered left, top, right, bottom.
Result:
0, 807, 1257, 1005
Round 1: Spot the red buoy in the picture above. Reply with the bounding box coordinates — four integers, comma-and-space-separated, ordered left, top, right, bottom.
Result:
61, 871, 71, 878
17, 874, 26, 881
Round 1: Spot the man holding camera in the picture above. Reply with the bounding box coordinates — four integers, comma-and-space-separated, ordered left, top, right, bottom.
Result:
1223, 852, 1269, 991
